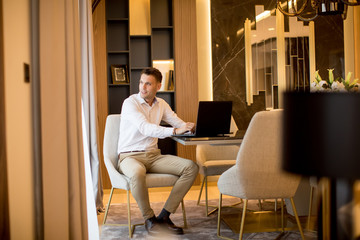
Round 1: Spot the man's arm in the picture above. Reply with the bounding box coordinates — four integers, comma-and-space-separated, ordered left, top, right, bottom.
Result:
161, 101, 195, 135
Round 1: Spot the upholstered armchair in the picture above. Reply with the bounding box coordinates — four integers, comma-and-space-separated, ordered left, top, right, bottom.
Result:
217, 110, 304, 240
102, 114, 187, 238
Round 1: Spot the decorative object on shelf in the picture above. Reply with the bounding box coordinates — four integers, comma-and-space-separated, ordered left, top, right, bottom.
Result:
277, 0, 360, 22
310, 69, 359, 92
111, 64, 129, 84
153, 60, 174, 91
167, 70, 174, 91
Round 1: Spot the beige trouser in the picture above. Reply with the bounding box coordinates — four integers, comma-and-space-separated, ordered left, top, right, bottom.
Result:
118, 149, 199, 220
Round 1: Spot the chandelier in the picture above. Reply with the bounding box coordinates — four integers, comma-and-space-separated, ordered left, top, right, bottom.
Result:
277, 0, 360, 21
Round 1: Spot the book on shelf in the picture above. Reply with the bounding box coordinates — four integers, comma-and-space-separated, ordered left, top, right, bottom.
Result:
159, 70, 169, 91
158, 70, 174, 91
167, 70, 174, 91
153, 60, 174, 91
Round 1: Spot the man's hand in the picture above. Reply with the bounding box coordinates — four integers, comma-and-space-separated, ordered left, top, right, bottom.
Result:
175, 122, 195, 135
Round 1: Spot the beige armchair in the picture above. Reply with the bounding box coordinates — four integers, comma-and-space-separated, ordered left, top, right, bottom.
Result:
102, 114, 187, 238
217, 110, 304, 240
196, 116, 241, 216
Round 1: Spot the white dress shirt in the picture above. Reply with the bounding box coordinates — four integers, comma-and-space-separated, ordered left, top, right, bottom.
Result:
117, 93, 186, 154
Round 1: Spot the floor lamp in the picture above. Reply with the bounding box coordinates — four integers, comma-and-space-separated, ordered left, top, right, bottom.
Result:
283, 92, 360, 240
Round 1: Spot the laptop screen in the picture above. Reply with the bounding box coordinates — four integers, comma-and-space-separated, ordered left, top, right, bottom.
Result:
194, 101, 232, 137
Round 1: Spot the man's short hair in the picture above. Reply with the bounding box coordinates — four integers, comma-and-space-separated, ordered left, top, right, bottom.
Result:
141, 68, 163, 83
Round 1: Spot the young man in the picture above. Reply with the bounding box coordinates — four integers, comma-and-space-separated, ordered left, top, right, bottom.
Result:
117, 67, 199, 236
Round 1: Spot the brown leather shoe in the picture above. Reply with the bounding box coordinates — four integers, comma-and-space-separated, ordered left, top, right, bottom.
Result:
157, 216, 184, 235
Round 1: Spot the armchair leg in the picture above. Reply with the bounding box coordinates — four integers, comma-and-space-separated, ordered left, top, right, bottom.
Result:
307, 186, 314, 230
103, 188, 136, 238
181, 199, 187, 228
217, 193, 240, 240
239, 199, 247, 240
281, 198, 284, 232
198, 175, 219, 216
127, 190, 132, 238
217, 193, 222, 237
197, 175, 206, 205
103, 187, 114, 224
205, 175, 209, 216
258, 199, 262, 210
290, 197, 305, 240
217, 194, 248, 240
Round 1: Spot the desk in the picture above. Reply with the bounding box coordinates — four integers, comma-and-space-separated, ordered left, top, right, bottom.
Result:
171, 136, 243, 146
171, 130, 245, 146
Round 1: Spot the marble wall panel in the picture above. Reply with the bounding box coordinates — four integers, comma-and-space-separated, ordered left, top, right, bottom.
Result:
314, 15, 344, 79
211, 0, 276, 130
211, 0, 344, 130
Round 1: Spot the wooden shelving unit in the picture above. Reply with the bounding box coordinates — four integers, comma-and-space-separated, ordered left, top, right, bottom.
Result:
105, 0, 176, 154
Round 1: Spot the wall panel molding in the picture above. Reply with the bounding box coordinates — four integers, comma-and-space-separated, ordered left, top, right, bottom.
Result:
0, 0, 10, 237
173, 0, 199, 183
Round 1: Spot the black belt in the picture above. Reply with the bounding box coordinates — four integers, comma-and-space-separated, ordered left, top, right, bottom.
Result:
120, 150, 146, 154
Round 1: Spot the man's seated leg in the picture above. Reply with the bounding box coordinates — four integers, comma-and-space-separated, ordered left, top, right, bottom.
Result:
119, 154, 164, 235
149, 154, 199, 234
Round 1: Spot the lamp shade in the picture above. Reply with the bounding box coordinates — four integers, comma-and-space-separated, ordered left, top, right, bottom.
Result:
283, 92, 360, 179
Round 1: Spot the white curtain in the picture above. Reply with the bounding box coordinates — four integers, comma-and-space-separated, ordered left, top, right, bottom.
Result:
82, 100, 100, 239
39, 0, 88, 238
39, 0, 102, 238
79, 0, 103, 237
79, 0, 104, 213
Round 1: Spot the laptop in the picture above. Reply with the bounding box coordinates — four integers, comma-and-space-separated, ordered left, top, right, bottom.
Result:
172, 101, 233, 139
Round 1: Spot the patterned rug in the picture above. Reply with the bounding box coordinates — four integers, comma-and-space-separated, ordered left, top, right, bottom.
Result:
100, 198, 317, 239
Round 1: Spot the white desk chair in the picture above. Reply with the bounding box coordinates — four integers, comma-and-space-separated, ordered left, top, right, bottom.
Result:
102, 114, 187, 238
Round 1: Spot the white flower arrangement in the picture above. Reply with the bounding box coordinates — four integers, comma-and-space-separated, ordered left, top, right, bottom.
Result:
310, 69, 359, 93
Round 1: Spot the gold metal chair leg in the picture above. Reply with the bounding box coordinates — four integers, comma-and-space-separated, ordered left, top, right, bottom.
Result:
103, 188, 137, 238
273, 199, 286, 240
198, 175, 220, 216
290, 197, 305, 240
181, 199, 187, 228
205, 176, 209, 216
307, 186, 314, 230
258, 199, 262, 210
127, 190, 132, 238
239, 199, 247, 240
321, 179, 330, 240
217, 193, 247, 240
281, 198, 284, 232
197, 175, 206, 205
217, 193, 222, 237
103, 187, 114, 224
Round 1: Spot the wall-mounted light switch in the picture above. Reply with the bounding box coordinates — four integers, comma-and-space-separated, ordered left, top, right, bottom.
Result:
24, 63, 30, 83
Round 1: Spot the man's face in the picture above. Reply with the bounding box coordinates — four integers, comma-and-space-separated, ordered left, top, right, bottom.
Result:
139, 74, 161, 103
